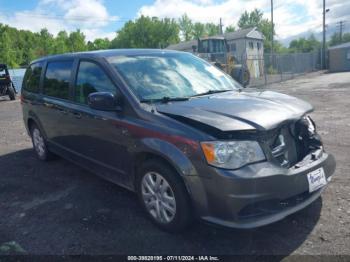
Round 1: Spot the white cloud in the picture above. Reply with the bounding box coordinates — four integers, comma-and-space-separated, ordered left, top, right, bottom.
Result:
0, 0, 118, 41
82, 29, 116, 41
137, 0, 350, 40
138, 0, 269, 27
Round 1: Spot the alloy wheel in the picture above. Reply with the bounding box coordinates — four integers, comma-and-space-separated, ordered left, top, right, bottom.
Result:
32, 128, 46, 158
141, 171, 177, 224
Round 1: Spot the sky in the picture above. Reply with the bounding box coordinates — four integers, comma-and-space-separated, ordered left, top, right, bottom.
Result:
0, 0, 348, 43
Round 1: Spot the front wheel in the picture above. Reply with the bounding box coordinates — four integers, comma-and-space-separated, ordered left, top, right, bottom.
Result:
136, 160, 193, 232
239, 68, 250, 87
7, 85, 15, 100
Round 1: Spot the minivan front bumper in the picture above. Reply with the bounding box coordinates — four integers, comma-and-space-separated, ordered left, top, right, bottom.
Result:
185, 151, 336, 229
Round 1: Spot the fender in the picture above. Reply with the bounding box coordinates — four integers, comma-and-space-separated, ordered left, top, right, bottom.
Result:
26, 110, 49, 140
130, 137, 210, 217
133, 137, 199, 178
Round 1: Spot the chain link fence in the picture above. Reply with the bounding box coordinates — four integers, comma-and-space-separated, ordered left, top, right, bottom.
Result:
242, 52, 322, 88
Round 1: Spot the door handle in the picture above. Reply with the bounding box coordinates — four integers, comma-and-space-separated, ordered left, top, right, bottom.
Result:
73, 112, 82, 119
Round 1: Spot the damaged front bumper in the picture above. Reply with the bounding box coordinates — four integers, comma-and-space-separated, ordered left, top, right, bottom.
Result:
185, 150, 336, 229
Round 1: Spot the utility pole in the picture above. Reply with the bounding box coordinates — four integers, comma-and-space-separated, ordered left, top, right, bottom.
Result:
219, 18, 223, 35
271, 0, 274, 56
322, 0, 326, 69
337, 20, 345, 42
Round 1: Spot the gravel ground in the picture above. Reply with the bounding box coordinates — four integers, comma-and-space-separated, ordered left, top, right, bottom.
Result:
0, 71, 349, 257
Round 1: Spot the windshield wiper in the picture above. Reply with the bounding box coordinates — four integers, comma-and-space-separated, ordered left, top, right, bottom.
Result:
190, 89, 233, 97
140, 96, 190, 104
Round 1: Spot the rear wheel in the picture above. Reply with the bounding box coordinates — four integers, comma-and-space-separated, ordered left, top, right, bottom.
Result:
136, 160, 193, 232
30, 124, 53, 161
7, 84, 15, 100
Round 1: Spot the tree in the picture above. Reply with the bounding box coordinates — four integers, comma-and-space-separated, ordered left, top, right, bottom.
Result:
0, 24, 92, 67
0, 30, 17, 67
205, 23, 220, 36
238, 9, 264, 29
225, 25, 236, 33
192, 22, 205, 39
68, 30, 87, 52
329, 32, 350, 46
289, 34, 321, 53
178, 14, 193, 41
237, 9, 276, 53
36, 28, 54, 57
111, 16, 179, 48
89, 38, 111, 50
52, 31, 69, 54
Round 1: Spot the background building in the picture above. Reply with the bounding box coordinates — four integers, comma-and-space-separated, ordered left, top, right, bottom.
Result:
328, 42, 350, 72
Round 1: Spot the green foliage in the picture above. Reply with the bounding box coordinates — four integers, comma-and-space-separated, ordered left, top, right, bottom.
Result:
329, 32, 350, 47
204, 23, 220, 36
0, 29, 17, 67
177, 14, 220, 39
68, 30, 87, 52
178, 14, 193, 41
238, 9, 265, 29
53, 31, 69, 54
0, 10, 329, 68
237, 9, 276, 53
0, 23, 97, 68
225, 25, 236, 33
289, 34, 321, 53
192, 22, 205, 39
89, 38, 111, 50
111, 16, 179, 48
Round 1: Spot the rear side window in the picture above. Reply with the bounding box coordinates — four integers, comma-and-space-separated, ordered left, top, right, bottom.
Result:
75, 61, 116, 104
44, 61, 73, 99
23, 62, 43, 93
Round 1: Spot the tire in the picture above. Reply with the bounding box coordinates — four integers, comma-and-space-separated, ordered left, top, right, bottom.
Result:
7, 84, 16, 100
136, 159, 193, 232
30, 124, 53, 161
240, 68, 250, 87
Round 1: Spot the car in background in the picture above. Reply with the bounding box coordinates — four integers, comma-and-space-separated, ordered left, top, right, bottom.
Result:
21, 50, 336, 232
0, 64, 16, 100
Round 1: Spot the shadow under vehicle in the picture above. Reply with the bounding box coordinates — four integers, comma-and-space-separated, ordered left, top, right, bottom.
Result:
0, 64, 16, 100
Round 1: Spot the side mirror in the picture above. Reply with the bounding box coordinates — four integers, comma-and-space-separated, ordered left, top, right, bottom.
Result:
87, 92, 121, 111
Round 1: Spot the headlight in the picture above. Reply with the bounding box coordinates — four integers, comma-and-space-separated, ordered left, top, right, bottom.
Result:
200, 141, 265, 169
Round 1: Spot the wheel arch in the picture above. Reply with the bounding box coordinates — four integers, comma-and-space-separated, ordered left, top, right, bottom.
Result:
26, 115, 48, 139
133, 151, 189, 189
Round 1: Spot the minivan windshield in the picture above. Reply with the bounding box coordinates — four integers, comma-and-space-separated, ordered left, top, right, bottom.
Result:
107, 52, 240, 101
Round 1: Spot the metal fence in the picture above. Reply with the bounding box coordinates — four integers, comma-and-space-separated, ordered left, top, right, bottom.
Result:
242, 52, 321, 87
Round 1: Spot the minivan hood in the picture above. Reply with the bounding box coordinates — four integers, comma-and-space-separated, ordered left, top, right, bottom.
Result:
156, 90, 313, 131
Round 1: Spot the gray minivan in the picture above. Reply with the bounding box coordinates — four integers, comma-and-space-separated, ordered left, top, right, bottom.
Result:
21, 49, 336, 232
